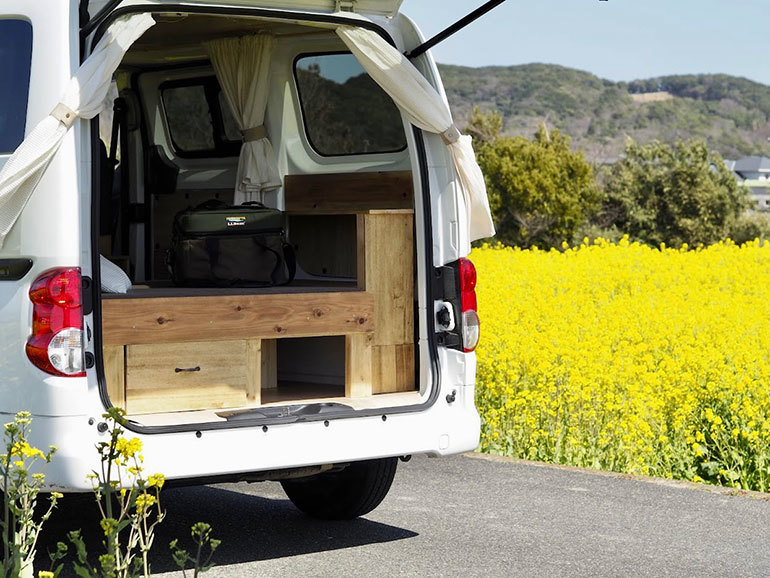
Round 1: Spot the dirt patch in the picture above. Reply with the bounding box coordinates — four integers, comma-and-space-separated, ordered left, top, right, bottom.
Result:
630, 91, 674, 103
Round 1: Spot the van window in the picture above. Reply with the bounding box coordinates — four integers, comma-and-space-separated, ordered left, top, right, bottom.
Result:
294, 53, 407, 156
0, 20, 33, 154
160, 77, 241, 157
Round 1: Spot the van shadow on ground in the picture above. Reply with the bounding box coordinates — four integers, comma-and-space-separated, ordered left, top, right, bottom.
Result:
35, 484, 418, 575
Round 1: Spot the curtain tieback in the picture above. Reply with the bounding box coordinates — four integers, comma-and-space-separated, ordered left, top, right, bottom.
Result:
51, 103, 77, 129
440, 124, 461, 146
241, 125, 268, 143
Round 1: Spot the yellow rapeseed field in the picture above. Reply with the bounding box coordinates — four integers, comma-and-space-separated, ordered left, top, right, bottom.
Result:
472, 238, 770, 491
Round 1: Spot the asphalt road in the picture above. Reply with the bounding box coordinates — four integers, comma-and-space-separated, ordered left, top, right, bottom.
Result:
37, 453, 770, 577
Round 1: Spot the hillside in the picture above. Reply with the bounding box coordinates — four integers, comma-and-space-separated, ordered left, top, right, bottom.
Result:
438, 63, 770, 162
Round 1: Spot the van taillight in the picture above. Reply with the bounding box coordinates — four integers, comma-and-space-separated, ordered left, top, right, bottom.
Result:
458, 258, 480, 353
26, 268, 85, 377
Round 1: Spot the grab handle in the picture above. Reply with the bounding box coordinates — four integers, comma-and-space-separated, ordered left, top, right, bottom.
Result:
175, 366, 201, 373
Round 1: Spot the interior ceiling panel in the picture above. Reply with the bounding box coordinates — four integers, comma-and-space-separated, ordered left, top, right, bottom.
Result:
123, 14, 333, 66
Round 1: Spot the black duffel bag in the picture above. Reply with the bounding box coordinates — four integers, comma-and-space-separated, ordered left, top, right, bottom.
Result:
168, 199, 296, 287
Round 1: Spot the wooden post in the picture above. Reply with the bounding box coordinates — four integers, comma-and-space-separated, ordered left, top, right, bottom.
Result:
261, 339, 277, 390
103, 345, 126, 409
246, 339, 262, 404
346, 333, 373, 398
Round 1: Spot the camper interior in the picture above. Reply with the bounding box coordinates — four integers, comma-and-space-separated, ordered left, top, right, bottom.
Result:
95, 12, 424, 427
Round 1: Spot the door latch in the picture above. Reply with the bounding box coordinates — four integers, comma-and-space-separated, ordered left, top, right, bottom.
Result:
435, 301, 456, 331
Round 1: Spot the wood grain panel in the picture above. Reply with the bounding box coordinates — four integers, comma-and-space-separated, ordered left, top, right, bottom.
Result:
372, 344, 415, 394
285, 171, 413, 213
102, 291, 374, 346
127, 385, 249, 415
261, 339, 277, 390
358, 212, 414, 346
103, 345, 126, 409
125, 340, 248, 414
345, 333, 373, 398
246, 339, 262, 403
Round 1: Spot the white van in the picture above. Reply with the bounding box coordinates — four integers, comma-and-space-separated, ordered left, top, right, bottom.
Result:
0, 0, 494, 519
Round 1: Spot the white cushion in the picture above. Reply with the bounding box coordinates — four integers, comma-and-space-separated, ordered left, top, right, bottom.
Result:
100, 255, 131, 294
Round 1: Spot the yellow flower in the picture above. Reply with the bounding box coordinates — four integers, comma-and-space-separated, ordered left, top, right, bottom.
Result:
115, 437, 143, 461
10, 441, 45, 460
147, 473, 166, 489
134, 493, 156, 513
471, 240, 770, 492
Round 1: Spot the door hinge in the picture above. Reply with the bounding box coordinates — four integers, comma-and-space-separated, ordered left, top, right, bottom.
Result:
335, 0, 356, 12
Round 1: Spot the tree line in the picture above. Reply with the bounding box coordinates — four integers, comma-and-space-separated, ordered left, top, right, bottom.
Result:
469, 109, 767, 249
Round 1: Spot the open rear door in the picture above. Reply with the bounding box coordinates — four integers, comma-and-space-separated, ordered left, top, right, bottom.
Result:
86, 0, 403, 19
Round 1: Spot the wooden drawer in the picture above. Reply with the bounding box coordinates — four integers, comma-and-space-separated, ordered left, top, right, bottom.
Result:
125, 340, 251, 414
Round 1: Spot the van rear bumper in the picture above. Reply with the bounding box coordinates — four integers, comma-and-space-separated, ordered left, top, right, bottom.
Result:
27, 384, 479, 492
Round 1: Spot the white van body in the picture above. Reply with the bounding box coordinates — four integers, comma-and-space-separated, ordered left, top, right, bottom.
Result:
0, 0, 482, 516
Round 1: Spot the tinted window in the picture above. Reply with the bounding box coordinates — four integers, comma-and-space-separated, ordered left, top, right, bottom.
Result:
162, 85, 216, 152
0, 20, 33, 154
160, 78, 240, 157
294, 53, 407, 156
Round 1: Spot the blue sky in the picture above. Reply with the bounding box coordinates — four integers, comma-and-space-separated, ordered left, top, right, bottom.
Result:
399, 0, 770, 86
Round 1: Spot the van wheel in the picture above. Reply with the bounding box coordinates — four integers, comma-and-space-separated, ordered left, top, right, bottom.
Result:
280, 457, 398, 520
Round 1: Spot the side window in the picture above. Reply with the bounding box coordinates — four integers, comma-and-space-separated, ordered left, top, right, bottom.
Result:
0, 19, 33, 154
294, 53, 407, 156
160, 78, 240, 157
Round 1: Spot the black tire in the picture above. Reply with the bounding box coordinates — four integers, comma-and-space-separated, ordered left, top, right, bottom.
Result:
281, 457, 398, 520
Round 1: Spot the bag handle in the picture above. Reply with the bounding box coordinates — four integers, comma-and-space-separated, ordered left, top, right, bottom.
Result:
282, 242, 296, 284
194, 199, 229, 211
248, 237, 284, 285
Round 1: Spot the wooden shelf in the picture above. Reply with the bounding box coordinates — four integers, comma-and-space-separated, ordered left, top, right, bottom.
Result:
101, 290, 374, 346
284, 171, 413, 213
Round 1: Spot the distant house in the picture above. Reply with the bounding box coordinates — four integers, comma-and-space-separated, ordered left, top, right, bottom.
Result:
734, 156, 770, 181
728, 156, 770, 211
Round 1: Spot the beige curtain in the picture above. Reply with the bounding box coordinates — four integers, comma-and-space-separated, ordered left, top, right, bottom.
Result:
336, 25, 495, 242
0, 13, 155, 249
207, 34, 281, 204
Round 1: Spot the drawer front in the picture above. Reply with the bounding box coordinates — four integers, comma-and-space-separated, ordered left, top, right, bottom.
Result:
125, 340, 249, 414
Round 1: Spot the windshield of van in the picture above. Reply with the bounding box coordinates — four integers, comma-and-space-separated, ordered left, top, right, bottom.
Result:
0, 19, 33, 154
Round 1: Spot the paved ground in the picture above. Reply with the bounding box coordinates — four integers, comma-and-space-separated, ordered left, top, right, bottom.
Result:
38, 453, 770, 577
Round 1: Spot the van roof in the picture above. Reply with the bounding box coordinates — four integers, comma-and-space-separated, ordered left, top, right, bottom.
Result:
87, 0, 404, 19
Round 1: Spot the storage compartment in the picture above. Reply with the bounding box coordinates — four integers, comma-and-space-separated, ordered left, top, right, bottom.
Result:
125, 340, 254, 414
96, 12, 423, 425
101, 203, 417, 418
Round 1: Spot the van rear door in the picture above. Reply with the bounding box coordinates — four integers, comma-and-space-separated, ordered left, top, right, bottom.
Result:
86, 0, 403, 19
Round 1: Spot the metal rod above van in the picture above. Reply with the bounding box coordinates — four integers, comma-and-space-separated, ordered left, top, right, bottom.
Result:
405, 0, 507, 60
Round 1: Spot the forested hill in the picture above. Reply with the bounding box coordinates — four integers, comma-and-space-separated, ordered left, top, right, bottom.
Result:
438, 63, 770, 162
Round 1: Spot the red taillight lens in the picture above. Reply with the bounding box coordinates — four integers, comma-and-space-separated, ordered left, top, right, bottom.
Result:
458, 258, 480, 352
26, 268, 85, 377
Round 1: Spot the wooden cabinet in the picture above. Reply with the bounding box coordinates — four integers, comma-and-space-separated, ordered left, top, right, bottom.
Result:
124, 340, 252, 414
102, 290, 374, 413
102, 171, 417, 414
